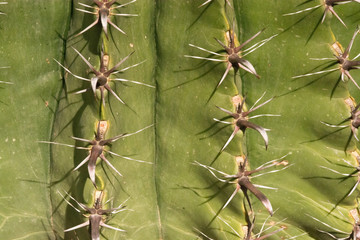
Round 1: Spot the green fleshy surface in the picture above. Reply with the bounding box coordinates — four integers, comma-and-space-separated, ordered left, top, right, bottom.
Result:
1, 0, 360, 239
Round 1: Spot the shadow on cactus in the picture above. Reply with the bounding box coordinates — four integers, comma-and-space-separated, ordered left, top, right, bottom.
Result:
320, 152, 360, 200
307, 207, 360, 239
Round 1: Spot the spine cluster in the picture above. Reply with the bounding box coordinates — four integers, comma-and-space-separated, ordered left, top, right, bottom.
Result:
42, 0, 360, 239
4, 0, 360, 239
194, 0, 360, 239
51, 0, 151, 239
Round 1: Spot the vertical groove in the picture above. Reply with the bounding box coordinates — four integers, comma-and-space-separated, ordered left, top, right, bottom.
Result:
48, 0, 73, 238
152, 0, 164, 239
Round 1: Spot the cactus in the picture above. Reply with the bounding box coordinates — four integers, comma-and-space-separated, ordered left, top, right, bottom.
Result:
1, 0, 360, 239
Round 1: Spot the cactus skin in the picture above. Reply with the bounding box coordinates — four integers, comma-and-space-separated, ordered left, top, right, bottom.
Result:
1, 0, 360, 239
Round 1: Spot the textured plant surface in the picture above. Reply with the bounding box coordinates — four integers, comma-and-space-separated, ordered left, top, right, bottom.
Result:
1, 0, 360, 239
